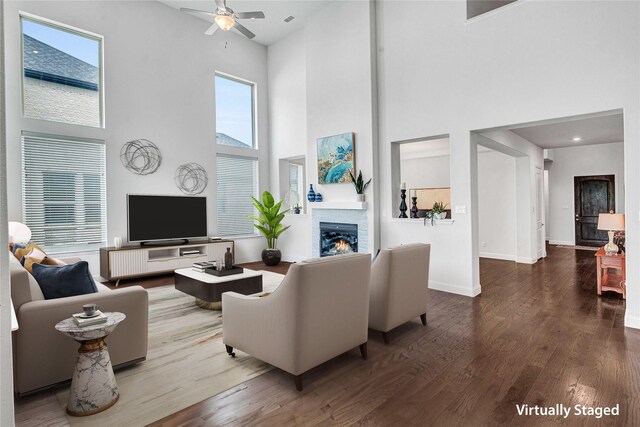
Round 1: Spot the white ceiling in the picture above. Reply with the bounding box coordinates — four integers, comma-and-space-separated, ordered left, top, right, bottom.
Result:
510, 113, 624, 149
158, 0, 331, 46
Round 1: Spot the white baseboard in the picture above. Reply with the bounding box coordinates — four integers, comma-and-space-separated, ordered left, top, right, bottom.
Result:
281, 255, 307, 263
479, 252, 516, 262
548, 240, 575, 246
625, 314, 640, 330
429, 280, 481, 297
516, 257, 537, 264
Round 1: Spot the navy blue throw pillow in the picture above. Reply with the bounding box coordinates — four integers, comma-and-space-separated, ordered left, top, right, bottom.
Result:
31, 261, 98, 300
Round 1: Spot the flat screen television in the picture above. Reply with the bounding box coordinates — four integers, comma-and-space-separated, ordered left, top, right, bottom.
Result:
127, 195, 207, 243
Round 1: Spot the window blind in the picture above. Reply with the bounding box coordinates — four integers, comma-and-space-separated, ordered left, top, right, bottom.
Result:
216, 155, 257, 237
21, 132, 107, 253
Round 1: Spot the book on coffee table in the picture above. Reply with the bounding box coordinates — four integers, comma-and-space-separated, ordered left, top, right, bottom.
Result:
72, 310, 108, 327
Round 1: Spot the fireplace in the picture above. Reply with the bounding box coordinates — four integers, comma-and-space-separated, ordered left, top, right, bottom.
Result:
319, 222, 358, 257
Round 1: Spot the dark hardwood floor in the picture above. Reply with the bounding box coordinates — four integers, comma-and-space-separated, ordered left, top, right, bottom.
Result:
147, 245, 639, 426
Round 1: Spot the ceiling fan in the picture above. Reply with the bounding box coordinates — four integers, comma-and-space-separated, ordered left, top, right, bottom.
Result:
181, 0, 265, 40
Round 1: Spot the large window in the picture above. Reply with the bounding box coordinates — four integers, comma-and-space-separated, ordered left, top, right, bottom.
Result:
215, 74, 255, 149
21, 14, 103, 127
216, 155, 258, 236
22, 132, 107, 253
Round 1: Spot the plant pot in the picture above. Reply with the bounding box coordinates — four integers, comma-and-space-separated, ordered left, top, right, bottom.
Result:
262, 249, 282, 266
356, 194, 365, 202
438, 212, 447, 220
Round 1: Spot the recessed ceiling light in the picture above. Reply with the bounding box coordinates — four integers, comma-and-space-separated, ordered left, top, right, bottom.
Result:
32, 50, 38, 54
572, 137, 582, 142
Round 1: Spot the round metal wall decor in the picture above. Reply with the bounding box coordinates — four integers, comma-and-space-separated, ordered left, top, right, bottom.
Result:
175, 163, 208, 195
120, 139, 162, 175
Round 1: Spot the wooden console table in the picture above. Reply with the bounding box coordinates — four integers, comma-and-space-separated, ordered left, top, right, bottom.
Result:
595, 247, 625, 299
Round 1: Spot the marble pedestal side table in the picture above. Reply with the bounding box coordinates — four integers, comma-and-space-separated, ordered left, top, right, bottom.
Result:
55, 312, 125, 416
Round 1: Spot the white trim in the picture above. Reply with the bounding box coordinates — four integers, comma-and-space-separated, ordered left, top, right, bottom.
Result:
549, 240, 575, 246
479, 252, 516, 261
281, 255, 306, 263
429, 280, 481, 297
516, 257, 537, 264
311, 201, 367, 210
624, 314, 640, 330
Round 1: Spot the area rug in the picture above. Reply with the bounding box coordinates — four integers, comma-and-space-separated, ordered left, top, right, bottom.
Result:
555, 244, 599, 251
50, 270, 285, 427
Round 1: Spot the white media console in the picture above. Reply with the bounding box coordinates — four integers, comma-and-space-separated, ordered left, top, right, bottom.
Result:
100, 240, 234, 286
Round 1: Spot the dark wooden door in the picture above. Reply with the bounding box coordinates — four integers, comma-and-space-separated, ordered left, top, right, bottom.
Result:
574, 175, 615, 246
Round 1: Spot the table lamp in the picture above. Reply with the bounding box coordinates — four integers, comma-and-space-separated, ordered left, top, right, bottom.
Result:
597, 213, 625, 255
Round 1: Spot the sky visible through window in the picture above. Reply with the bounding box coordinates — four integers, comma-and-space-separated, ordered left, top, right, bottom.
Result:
215, 75, 254, 148
22, 18, 99, 66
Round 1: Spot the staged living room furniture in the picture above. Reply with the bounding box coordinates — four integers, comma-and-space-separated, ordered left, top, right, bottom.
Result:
368, 243, 431, 344
595, 247, 626, 298
55, 312, 125, 416
10, 255, 148, 395
222, 253, 372, 391
100, 240, 233, 286
174, 268, 263, 310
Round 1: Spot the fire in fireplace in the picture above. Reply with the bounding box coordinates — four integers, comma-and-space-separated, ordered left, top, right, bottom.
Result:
319, 222, 358, 257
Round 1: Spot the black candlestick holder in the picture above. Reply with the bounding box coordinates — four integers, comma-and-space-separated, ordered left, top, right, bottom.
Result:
399, 189, 408, 218
410, 197, 418, 218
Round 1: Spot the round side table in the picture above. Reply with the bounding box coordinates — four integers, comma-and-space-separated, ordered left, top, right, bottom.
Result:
55, 312, 125, 416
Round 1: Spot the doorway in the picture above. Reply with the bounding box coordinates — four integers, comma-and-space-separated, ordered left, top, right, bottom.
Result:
574, 175, 615, 247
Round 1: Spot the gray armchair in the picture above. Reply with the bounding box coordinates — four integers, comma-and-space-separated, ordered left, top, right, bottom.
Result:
368, 243, 431, 344
222, 253, 371, 391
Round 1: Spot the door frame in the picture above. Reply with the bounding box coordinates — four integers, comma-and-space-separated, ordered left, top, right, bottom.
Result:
574, 174, 615, 246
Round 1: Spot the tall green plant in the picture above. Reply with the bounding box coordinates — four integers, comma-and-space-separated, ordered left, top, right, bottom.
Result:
250, 191, 290, 250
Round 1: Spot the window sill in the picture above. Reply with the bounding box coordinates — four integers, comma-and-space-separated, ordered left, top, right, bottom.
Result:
222, 234, 261, 240
286, 213, 308, 218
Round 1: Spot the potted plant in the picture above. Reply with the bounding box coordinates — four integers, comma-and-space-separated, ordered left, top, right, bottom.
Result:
250, 191, 290, 266
348, 170, 372, 202
293, 205, 302, 214
430, 201, 448, 220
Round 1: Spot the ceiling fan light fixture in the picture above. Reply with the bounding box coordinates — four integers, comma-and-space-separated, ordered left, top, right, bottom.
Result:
215, 15, 235, 31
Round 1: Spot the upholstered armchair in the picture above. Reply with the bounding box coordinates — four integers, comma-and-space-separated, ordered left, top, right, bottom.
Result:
222, 253, 371, 391
368, 243, 431, 344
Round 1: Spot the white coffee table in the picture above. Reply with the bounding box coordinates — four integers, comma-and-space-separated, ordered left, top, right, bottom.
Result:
174, 268, 263, 310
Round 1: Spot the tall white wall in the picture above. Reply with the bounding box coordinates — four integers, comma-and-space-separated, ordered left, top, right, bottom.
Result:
267, 29, 310, 262
305, 0, 378, 253
267, 0, 378, 261
477, 150, 517, 261
547, 142, 625, 245
3, 1, 271, 266
377, 0, 639, 306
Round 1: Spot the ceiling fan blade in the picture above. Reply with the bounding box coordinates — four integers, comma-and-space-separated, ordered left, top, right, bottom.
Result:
215, 0, 226, 11
180, 7, 215, 15
233, 21, 255, 39
235, 11, 265, 19
204, 22, 219, 35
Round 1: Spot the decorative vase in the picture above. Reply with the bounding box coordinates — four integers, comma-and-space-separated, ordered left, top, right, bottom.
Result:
307, 184, 316, 202
314, 193, 323, 202
114, 237, 123, 249
356, 194, 365, 202
262, 249, 282, 266
224, 247, 233, 270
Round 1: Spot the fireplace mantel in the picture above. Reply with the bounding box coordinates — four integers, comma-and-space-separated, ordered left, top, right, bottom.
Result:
310, 201, 367, 210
